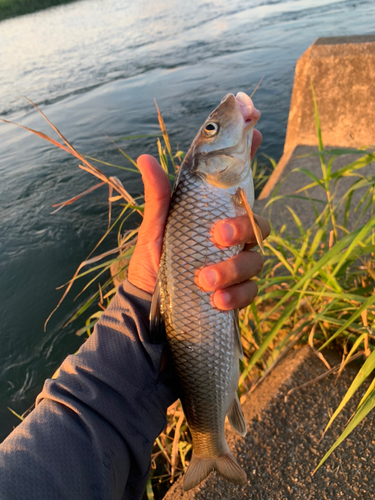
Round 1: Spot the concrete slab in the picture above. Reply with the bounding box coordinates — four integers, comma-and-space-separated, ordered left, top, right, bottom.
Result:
164, 347, 374, 500
259, 35, 375, 201
284, 34, 375, 153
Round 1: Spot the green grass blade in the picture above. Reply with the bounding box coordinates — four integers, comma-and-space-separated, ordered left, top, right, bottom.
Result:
264, 242, 295, 275
357, 377, 375, 412
84, 155, 139, 173
323, 349, 375, 434
146, 478, 155, 500
292, 168, 325, 190
286, 206, 306, 237
76, 319, 99, 337
311, 81, 324, 154
319, 294, 375, 350
339, 333, 367, 369
250, 302, 262, 342
264, 228, 364, 321
261, 153, 277, 170
154, 100, 176, 170
331, 153, 375, 179
315, 389, 375, 473
239, 299, 298, 385
7, 407, 24, 421
265, 193, 326, 207
157, 137, 169, 175
308, 228, 325, 257
297, 148, 370, 157
328, 216, 375, 284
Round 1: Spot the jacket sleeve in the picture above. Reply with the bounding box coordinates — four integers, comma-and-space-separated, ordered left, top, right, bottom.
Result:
0, 280, 178, 500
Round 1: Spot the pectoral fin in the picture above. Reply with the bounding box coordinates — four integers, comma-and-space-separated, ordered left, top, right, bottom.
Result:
238, 187, 264, 254
149, 279, 165, 343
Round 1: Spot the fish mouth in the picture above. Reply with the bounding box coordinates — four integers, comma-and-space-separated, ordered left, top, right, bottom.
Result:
235, 92, 261, 126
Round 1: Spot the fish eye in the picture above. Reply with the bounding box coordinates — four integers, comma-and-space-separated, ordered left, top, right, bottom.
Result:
203, 122, 219, 137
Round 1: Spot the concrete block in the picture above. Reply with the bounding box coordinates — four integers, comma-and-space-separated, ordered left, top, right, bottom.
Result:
164, 347, 374, 499
285, 34, 375, 152
259, 35, 375, 201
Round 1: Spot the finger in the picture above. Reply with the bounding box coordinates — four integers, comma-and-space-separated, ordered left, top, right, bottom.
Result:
213, 280, 258, 311
213, 214, 270, 247
199, 251, 263, 291
251, 129, 262, 158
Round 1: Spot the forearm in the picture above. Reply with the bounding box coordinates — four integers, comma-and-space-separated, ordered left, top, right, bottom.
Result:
0, 281, 177, 500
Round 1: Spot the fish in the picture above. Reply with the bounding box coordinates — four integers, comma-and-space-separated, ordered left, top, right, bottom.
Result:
150, 92, 261, 491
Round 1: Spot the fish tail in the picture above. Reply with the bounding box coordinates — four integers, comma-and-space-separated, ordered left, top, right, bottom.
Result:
183, 451, 247, 491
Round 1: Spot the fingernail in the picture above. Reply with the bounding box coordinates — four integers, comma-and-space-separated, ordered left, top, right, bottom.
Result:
200, 269, 217, 288
215, 290, 230, 309
219, 223, 235, 244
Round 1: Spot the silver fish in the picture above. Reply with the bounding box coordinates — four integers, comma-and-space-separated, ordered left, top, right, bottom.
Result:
151, 92, 260, 490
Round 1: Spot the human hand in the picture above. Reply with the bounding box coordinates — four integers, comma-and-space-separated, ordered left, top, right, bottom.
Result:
128, 129, 270, 309
198, 214, 270, 310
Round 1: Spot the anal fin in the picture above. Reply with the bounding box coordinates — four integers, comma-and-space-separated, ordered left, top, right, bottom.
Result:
238, 187, 264, 254
227, 393, 247, 437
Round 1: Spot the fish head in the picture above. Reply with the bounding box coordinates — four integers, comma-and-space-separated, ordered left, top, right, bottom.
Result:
191, 92, 260, 189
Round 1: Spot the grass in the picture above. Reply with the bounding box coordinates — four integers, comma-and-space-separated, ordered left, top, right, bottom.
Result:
0, 0, 78, 21
2, 94, 375, 498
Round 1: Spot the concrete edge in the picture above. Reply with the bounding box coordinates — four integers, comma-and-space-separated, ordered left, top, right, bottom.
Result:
257, 147, 295, 200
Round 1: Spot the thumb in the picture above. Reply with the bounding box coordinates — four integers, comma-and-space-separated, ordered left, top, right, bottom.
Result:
128, 155, 171, 293
137, 154, 171, 244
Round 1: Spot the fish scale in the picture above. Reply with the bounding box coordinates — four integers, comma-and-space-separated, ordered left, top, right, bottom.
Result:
158, 167, 240, 458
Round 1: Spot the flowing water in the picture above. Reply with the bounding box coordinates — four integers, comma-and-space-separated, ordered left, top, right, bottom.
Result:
1, 0, 374, 442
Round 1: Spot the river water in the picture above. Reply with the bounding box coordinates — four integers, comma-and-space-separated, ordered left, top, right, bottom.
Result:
1, 0, 374, 441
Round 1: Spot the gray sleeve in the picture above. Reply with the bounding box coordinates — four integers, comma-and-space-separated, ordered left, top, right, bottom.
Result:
0, 280, 178, 500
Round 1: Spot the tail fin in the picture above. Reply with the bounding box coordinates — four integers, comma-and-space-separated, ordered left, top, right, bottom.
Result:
183, 451, 247, 491
215, 452, 247, 487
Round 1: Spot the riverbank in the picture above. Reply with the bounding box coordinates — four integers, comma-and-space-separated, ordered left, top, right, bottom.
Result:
0, 0, 77, 21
